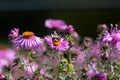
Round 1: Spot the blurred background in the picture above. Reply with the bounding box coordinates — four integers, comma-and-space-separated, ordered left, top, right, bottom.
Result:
1, 0, 120, 44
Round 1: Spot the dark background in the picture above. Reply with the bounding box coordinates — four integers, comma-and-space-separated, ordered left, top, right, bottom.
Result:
1, 0, 120, 43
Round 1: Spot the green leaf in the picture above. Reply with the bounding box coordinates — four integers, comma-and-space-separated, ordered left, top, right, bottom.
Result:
115, 68, 120, 73
34, 68, 40, 75
59, 76, 65, 80
19, 64, 24, 71
32, 55, 39, 59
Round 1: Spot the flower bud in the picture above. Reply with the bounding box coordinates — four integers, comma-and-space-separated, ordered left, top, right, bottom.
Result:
102, 52, 109, 59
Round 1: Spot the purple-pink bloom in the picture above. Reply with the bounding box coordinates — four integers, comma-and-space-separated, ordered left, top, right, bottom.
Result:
89, 43, 101, 57
71, 46, 85, 64
96, 72, 107, 80
8, 28, 19, 39
0, 59, 9, 69
66, 25, 74, 32
40, 68, 45, 75
45, 19, 67, 30
0, 48, 16, 61
70, 31, 79, 39
23, 58, 38, 75
40, 68, 52, 79
0, 59, 8, 73
110, 25, 120, 41
102, 25, 120, 51
87, 63, 98, 80
87, 69, 97, 80
0, 74, 6, 80
44, 32, 69, 51
34, 38, 46, 54
102, 31, 112, 42
12, 31, 43, 50
0, 47, 16, 73
102, 25, 120, 43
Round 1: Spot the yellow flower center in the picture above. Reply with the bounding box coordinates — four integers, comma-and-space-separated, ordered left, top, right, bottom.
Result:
52, 38, 61, 46
22, 31, 34, 38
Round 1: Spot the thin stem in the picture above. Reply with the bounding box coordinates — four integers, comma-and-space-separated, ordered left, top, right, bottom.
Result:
56, 52, 60, 80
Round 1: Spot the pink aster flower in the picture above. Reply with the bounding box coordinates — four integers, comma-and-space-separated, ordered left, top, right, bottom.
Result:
44, 32, 69, 51
23, 58, 38, 75
0, 74, 6, 80
45, 19, 67, 30
87, 63, 97, 80
32, 38, 46, 54
87, 69, 96, 80
0, 59, 9, 68
71, 46, 86, 64
102, 24, 120, 43
40, 68, 52, 79
96, 72, 107, 80
12, 31, 43, 50
102, 31, 112, 42
0, 59, 8, 73
66, 25, 74, 32
89, 43, 101, 57
0, 47, 16, 63
102, 24, 120, 51
8, 28, 19, 39
70, 31, 79, 39
0, 47, 16, 73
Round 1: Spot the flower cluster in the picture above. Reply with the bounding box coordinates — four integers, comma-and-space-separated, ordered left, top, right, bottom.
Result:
0, 19, 120, 80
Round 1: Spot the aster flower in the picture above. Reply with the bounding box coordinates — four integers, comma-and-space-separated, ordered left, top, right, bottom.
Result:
23, 58, 38, 75
70, 31, 79, 39
45, 19, 67, 30
71, 46, 85, 64
8, 28, 19, 39
102, 24, 120, 43
39, 68, 52, 79
0, 59, 8, 74
108, 47, 120, 61
12, 31, 43, 50
102, 31, 112, 42
89, 43, 101, 57
101, 24, 120, 52
0, 74, 6, 80
66, 25, 74, 33
0, 47, 16, 73
87, 69, 97, 80
44, 32, 69, 51
34, 38, 46, 54
0, 47, 16, 63
96, 72, 107, 80
87, 63, 98, 80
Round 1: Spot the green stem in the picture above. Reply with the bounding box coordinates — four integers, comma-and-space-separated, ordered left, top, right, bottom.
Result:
56, 52, 60, 80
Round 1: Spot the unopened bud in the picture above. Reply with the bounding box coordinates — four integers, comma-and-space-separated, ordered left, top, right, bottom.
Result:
102, 52, 109, 59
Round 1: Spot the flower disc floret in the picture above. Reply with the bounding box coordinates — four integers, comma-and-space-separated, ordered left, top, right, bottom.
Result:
22, 31, 34, 38
52, 38, 61, 46
12, 31, 43, 50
